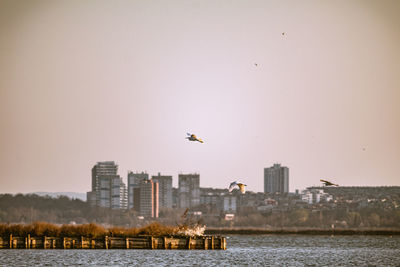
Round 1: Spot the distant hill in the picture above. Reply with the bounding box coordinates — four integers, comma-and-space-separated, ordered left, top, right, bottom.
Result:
30, 192, 86, 201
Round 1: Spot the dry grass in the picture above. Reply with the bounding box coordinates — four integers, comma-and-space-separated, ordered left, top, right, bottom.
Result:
59, 223, 107, 238
0, 222, 60, 237
138, 222, 179, 236
0, 222, 185, 238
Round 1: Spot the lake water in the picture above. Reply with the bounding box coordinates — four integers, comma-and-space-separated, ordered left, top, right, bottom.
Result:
1, 235, 399, 266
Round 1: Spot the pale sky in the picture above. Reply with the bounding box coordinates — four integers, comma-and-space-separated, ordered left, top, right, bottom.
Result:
0, 0, 399, 194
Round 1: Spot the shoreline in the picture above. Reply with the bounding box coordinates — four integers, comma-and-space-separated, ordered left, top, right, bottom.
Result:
204, 227, 400, 235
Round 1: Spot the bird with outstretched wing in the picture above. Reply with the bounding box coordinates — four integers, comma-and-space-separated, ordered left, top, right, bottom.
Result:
229, 181, 247, 194
186, 133, 204, 143
320, 179, 339, 186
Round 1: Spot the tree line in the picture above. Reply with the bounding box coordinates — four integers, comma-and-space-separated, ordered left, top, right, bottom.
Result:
1, 194, 399, 228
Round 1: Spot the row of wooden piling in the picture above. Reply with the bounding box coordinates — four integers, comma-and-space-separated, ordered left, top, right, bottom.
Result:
0, 235, 226, 250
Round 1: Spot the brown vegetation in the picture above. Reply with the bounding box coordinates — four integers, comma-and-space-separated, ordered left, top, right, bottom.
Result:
0, 222, 181, 238
108, 223, 178, 237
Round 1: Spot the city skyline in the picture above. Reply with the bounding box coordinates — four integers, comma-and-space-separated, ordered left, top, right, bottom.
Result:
1, 158, 398, 194
1, 1, 399, 194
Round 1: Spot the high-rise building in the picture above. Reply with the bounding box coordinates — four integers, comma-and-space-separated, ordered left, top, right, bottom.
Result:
264, 163, 289, 194
200, 187, 228, 209
151, 173, 172, 209
178, 173, 200, 208
120, 181, 128, 210
134, 179, 159, 218
172, 187, 178, 208
91, 161, 118, 191
110, 176, 127, 209
127, 171, 149, 209
87, 161, 127, 209
133, 187, 141, 212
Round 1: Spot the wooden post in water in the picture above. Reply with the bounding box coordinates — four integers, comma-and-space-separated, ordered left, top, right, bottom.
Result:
150, 236, 154, 249
0, 234, 226, 250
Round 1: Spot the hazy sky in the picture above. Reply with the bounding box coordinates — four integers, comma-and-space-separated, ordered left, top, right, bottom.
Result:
1, 0, 399, 194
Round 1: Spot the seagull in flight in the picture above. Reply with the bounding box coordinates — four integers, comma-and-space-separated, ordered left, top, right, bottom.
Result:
320, 179, 339, 187
186, 133, 204, 143
229, 181, 247, 194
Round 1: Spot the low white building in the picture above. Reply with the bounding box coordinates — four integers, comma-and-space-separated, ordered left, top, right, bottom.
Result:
301, 189, 333, 204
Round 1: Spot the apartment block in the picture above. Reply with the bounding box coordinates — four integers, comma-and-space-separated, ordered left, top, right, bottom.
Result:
151, 173, 172, 209
133, 179, 159, 218
264, 163, 289, 194
178, 173, 200, 208
127, 171, 149, 210
87, 161, 127, 209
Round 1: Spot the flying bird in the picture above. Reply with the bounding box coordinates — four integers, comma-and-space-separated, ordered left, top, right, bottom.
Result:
186, 133, 204, 143
320, 179, 339, 187
229, 181, 247, 194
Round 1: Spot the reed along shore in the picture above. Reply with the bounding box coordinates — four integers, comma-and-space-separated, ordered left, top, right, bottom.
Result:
205, 227, 400, 235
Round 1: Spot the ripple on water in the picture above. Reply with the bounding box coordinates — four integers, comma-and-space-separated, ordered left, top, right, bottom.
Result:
0, 235, 399, 266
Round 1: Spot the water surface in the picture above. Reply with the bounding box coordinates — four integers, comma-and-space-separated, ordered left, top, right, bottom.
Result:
1, 235, 399, 266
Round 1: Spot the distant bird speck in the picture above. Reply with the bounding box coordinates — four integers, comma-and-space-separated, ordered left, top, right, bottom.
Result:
282, 32, 285, 35
254, 63, 258, 66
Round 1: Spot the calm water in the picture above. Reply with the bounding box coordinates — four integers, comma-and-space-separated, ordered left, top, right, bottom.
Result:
1, 235, 399, 266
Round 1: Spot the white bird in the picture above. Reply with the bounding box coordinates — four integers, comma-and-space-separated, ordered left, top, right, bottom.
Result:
186, 133, 204, 143
228, 181, 247, 194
